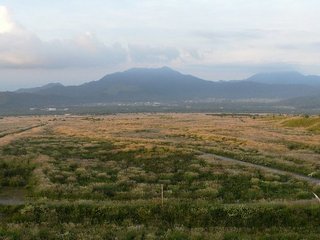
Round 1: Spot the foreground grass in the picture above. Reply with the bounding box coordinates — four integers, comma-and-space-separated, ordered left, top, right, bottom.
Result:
1, 114, 320, 239
1, 200, 320, 239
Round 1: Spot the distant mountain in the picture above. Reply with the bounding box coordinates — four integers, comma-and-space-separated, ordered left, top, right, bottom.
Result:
0, 91, 74, 108
16, 83, 64, 94
1, 67, 320, 113
27, 67, 216, 102
246, 71, 320, 86
13, 67, 320, 101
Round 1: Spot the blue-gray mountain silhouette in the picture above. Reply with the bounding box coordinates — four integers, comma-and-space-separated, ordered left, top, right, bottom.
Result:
1, 67, 320, 110
246, 71, 320, 86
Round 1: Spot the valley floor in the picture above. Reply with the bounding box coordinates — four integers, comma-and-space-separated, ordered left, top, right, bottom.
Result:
1, 113, 320, 239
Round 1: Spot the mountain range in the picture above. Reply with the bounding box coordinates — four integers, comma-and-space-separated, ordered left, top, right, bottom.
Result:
246, 71, 320, 86
1, 67, 320, 114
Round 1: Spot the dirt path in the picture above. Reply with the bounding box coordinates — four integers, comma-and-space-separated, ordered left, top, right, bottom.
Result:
0, 187, 27, 206
201, 153, 320, 185
0, 126, 48, 206
0, 124, 46, 147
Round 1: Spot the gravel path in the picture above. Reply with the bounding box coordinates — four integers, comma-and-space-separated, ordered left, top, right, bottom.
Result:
201, 153, 320, 185
0, 124, 46, 147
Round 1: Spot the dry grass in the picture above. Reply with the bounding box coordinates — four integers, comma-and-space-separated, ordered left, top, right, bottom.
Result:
50, 114, 320, 162
2, 114, 320, 238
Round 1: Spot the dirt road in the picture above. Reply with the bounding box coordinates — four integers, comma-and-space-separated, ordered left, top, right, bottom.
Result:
0, 124, 46, 147
201, 153, 320, 185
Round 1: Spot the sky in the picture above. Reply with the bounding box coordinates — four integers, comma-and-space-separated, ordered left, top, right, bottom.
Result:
1, 0, 320, 90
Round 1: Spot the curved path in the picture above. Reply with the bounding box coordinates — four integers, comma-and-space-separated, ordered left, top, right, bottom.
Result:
200, 153, 320, 185
0, 124, 47, 206
0, 124, 46, 147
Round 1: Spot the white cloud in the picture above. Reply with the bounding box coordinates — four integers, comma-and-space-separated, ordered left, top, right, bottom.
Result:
0, 6, 128, 69
2, 1, 320, 88
0, 6, 16, 33
0, 6, 186, 70
128, 45, 180, 63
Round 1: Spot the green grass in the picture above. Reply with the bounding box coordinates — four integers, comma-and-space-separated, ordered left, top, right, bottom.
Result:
1, 117, 320, 239
0, 156, 35, 187
282, 117, 320, 131
0, 201, 320, 239
1, 135, 315, 203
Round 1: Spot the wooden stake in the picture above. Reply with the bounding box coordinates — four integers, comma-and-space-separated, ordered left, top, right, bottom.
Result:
313, 192, 320, 203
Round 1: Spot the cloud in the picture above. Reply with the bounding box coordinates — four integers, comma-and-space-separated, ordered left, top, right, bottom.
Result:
37, 34, 128, 68
276, 41, 320, 51
179, 62, 301, 81
0, 6, 184, 69
204, 62, 299, 72
0, 6, 128, 69
0, 6, 20, 34
128, 44, 180, 63
2, 1, 320, 81
194, 29, 265, 43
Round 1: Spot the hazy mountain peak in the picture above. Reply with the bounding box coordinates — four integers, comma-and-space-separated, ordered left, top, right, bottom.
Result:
250, 71, 303, 78
246, 71, 320, 86
159, 66, 177, 71
42, 82, 64, 88
122, 66, 178, 74
16, 82, 64, 93
3, 68, 320, 114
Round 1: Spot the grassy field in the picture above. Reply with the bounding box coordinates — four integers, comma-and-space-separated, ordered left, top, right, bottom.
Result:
1, 114, 320, 239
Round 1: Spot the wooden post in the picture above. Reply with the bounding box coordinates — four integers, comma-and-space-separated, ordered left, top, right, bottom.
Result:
313, 192, 320, 203
161, 184, 164, 206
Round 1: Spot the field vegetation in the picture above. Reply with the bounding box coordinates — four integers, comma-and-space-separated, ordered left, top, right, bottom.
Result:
0, 114, 320, 239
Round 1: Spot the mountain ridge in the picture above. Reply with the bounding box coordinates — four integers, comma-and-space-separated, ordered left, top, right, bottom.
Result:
16, 83, 65, 94
246, 71, 320, 86
2, 67, 320, 113
16, 68, 320, 94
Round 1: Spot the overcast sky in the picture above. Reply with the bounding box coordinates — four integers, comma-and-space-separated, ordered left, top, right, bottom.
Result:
1, 0, 320, 90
